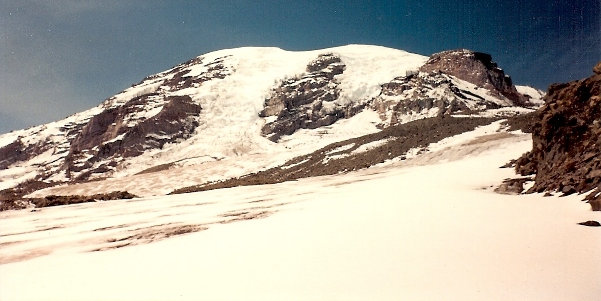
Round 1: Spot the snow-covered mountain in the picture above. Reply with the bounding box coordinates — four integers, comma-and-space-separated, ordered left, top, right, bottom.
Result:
0, 45, 542, 201
2, 47, 600, 301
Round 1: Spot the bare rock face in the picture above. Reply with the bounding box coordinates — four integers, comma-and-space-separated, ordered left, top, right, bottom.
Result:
65, 95, 201, 180
515, 63, 601, 209
0, 140, 31, 170
259, 53, 350, 141
61, 54, 235, 180
161, 55, 231, 90
419, 49, 528, 105
260, 50, 531, 140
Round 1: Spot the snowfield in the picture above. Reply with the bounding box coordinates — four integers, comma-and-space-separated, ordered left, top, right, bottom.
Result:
1, 129, 599, 301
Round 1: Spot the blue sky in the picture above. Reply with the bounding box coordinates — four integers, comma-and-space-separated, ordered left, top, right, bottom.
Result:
1, 0, 599, 134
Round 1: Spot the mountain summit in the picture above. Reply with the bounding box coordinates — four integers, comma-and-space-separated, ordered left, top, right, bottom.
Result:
0, 45, 541, 202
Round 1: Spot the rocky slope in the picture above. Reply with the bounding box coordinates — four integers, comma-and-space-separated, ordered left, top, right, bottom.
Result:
0, 45, 539, 207
515, 62, 601, 210
171, 116, 503, 195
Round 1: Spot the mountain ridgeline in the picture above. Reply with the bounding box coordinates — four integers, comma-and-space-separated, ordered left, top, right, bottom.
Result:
0, 45, 547, 207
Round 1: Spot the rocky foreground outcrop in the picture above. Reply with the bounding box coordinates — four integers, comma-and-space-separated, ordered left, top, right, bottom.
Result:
515, 62, 601, 210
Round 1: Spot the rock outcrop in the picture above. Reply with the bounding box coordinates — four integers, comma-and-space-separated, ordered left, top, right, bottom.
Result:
0, 140, 39, 170
578, 220, 601, 227
515, 62, 601, 209
260, 53, 351, 141
65, 95, 201, 180
419, 49, 528, 105
371, 72, 506, 127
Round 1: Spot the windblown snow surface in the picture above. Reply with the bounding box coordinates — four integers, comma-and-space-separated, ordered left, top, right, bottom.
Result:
1, 125, 600, 301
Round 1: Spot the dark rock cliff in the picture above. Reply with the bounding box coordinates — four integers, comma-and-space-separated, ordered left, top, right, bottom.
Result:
65, 95, 201, 180
419, 49, 528, 105
515, 62, 601, 209
259, 53, 352, 141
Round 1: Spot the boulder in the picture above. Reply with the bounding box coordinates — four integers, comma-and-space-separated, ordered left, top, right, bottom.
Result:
578, 220, 601, 227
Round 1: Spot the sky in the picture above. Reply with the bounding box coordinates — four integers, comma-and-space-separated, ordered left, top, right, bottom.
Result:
1, 0, 599, 134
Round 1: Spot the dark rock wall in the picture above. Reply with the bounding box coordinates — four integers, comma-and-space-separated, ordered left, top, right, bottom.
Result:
60, 55, 235, 180
0, 136, 61, 172
65, 95, 201, 180
515, 62, 601, 206
260, 53, 351, 141
0, 140, 30, 170
419, 49, 528, 105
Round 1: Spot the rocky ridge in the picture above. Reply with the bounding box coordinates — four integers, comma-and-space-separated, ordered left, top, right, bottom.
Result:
419, 49, 529, 105
514, 62, 601, 210
65, 95, 202, 180
260, 49, 536, 141
371, 71, 513, 127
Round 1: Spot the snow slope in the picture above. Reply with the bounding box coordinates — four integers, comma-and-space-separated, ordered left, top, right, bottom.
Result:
1, 127, 599, 301
516, 85, 545, 105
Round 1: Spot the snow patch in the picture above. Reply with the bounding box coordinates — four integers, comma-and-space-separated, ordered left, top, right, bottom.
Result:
516, 85, 545, 105
351, 138, 394, 155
